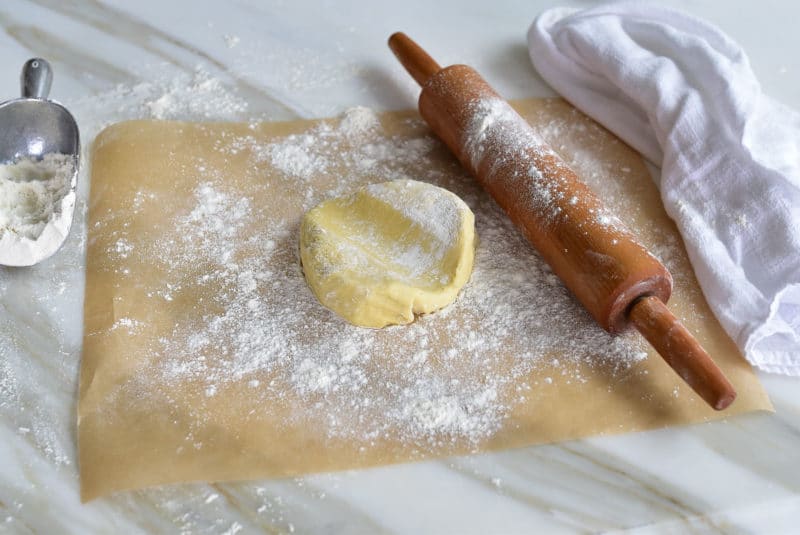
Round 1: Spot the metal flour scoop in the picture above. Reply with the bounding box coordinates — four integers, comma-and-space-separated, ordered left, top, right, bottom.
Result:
0, 58, 80, 266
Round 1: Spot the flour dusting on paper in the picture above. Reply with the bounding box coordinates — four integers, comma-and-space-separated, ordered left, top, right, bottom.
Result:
101, 107, 654, 448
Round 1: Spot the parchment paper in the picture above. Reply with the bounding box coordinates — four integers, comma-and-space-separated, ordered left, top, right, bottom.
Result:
79, 99, 772, 501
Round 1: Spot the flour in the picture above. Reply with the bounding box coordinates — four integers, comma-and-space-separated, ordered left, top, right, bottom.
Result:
76, 66, 249, 125
266, 134, 326, 179
223, 35, 241, 49
463, 98, 571, 227
338, 106, 381, 139
463, 97, 629, 235
364, 179, 461, 246
324, 179, 466, 282
227, 107, 436, 187
144, 72, 248, 120
106, 107, 655, 448
0, 154, 75, 240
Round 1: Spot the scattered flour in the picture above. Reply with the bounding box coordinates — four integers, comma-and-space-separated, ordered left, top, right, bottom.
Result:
223, 34, 241, 49
338, 106, 381, 139
104, 106, 653, 448
77, 66, 249, 125
143, 71, 248, 120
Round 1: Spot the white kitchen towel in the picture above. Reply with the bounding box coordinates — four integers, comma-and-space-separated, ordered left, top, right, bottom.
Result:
527, 3, 800, 375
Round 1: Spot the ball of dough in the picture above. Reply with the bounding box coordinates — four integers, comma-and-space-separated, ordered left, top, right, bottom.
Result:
300, 179, 476, 328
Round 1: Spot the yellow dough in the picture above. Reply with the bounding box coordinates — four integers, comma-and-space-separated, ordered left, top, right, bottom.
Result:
300, 179, 476, 328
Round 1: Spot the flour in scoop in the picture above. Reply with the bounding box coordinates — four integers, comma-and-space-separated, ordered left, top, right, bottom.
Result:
0, 154, 75, 240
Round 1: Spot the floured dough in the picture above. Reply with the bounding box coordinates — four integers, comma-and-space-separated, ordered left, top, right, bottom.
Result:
300, 179, 476, 328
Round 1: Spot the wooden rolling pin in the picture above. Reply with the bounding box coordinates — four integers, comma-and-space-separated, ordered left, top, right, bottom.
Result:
388, 32, 737, 410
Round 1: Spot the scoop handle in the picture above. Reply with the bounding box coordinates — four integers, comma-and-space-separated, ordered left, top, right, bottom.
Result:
21, 58, 53, 100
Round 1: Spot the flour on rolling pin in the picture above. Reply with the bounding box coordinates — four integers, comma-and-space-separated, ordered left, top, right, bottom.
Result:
464, 97, 625, 232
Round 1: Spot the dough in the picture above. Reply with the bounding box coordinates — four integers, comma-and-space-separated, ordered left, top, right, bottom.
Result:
300, 179, 476, 328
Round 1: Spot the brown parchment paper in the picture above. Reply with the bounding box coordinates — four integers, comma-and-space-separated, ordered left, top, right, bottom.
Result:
79, 99, 772, 501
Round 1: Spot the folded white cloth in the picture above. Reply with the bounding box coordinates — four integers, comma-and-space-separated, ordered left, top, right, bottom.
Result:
527, 3, 800, 375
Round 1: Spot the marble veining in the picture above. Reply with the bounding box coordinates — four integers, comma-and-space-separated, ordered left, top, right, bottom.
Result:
1, 0, 799, 533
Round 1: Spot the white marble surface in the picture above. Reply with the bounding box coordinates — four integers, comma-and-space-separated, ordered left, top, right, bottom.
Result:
1, 1, 799, 533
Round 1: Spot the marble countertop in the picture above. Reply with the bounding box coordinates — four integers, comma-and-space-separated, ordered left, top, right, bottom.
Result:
1, 1, 799, 533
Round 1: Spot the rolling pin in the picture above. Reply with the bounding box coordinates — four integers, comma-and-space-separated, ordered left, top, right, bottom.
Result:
388, 32, 737, 410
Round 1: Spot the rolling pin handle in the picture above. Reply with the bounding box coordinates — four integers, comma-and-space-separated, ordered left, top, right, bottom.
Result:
629, 296, 736, 410
388, 32, 441, 86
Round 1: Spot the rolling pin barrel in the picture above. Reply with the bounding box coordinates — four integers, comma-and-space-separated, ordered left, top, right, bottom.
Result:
418, 64, 671, 333
389, 32, 737, 410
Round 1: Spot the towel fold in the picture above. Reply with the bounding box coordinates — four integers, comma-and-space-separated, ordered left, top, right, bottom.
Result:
527, 2, 800, 374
